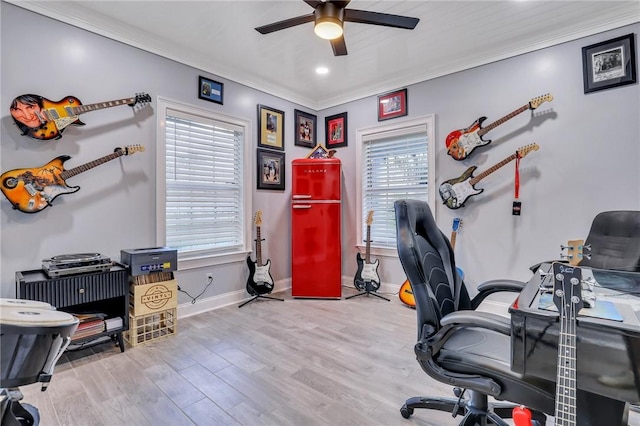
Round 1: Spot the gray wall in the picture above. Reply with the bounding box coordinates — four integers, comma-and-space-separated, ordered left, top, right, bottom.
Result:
2, 3, 639, 306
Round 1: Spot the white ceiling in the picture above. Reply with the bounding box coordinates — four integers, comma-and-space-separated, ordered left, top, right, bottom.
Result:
9, 1, 640, 110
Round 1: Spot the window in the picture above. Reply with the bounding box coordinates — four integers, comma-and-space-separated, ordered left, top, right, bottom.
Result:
156, 97, 251, 269
355, 115, 435, 255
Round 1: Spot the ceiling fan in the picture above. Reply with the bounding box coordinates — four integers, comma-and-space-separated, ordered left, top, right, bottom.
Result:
255, 0, 420, 56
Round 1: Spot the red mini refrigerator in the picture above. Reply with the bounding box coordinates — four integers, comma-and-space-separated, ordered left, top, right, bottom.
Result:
291, 158, 342, 298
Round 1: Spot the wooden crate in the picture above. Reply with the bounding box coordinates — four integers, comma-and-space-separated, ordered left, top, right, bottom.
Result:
129, 278, 178, 316
125, 308, 177, 347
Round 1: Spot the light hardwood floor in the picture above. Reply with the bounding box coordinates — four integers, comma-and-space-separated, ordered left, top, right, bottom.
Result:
17, 287, 640, 426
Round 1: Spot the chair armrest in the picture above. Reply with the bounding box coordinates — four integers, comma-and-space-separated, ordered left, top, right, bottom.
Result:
470, 279, 525, 309
439, 311, 512, 336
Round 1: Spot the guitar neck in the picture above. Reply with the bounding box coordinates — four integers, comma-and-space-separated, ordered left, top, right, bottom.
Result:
256, 226, 263, 267
555, 312, 578, 425
450, 231, 457, 251
477, 104, 529, 136
364, 225, 371, 263
60, 150, 126, 180
69, 97, 137, 115
469, 152, 518, 185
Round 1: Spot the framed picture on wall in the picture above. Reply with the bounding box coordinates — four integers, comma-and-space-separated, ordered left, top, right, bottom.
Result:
294, 109, 317, 148
258, 104, 285, 151
582, 33, 637, 94
257, 148, 285, 190
198, 76, 224, 104
325, 112, 347, 148
377, 88, 407, 121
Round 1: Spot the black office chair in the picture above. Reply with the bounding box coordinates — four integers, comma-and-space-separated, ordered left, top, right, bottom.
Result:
579, 210, 640, 272
394, 199, 555, 425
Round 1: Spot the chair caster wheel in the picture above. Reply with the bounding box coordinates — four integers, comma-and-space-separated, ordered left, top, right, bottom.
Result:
400, 404, 413, 419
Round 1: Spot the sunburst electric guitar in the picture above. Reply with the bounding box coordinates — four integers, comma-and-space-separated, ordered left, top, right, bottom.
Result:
10, 92, 151, 141
354, 210, 380, 291
246, 210, 274, 295
0, 145, 144, 213
399, 218, 464, 307
445, 94, 552, 160
439, 143, 539, 209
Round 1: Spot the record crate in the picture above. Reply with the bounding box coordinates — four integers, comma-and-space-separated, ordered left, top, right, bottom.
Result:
125, 307, 177, 347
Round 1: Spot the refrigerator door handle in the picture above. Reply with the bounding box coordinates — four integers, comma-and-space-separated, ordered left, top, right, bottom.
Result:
292, 195, 312, 199
292, 205, 311, 209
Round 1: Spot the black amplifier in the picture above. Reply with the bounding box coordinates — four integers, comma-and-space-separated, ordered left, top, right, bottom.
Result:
120, 247, 177, 276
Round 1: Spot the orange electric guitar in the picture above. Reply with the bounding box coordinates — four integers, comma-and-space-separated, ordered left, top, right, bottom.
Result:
0, 145, 144, 213
10, 92, 151, 141
445, 94, 552, 161
399, 218, 463, 307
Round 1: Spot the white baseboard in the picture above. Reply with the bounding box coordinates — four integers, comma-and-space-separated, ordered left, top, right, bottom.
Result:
177, 276, 401, 318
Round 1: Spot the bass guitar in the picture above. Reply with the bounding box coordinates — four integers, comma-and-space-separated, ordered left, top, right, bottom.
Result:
354, 210, 380, 291
445, 94, 552, 160
10, 92, 151, 141
399, 217, 464, 307
246, 210, 274, 295
0, 145, 144, 213
439, 143, 539, 209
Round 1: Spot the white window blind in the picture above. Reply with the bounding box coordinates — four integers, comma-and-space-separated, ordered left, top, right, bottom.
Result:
361, 124, 430, 248
164, 108, 244, 256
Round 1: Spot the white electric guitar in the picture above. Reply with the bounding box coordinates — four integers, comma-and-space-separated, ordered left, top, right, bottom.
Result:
354, 210, 381, 291
245, 211, 274, 295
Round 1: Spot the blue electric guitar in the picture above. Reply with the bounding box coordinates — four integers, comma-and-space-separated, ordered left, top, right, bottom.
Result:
354, 210, 380, 291
246, 211, 274, 295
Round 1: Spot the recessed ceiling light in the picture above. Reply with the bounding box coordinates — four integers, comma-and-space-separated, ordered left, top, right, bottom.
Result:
316, 66, 329, 75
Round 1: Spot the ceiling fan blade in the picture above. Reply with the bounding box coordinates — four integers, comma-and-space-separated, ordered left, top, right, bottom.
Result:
328, 0, 351, 8
344, 9, 419, 29
255, 13, 315, 34
331, 36, 348, 56
303, 0, 323, 8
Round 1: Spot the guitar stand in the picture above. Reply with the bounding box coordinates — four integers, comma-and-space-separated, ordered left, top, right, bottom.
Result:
346, 282, 390, 302
238, 294, 284, 308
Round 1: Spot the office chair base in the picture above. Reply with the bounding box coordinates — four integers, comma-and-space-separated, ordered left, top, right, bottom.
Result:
345, 290, 390, 301
238, 294, 284, 308
400, 395, 545, 426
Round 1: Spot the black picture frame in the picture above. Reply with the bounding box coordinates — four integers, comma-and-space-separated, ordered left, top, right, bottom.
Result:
582, 33, 637, 94
294, 109, 317, 148
325, 112, 348, 148
257, 148, 285, 191
377, 88, 408, 121
257, 104, 285, 151
198, 76, 224, 104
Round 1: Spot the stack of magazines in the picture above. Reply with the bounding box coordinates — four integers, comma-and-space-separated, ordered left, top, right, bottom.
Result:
71, 313, 106, 341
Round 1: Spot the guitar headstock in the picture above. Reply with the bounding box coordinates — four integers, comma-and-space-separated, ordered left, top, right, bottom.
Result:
129, 92, 152, 107
528, 93, 553, 109
452, 217, 462, 232
366, 210, 374, 226
552, 262, 584, 314
122, 145, 145, 155
560, 239, 588, 266
254, 210, 263, 227
517, 143, 539, 158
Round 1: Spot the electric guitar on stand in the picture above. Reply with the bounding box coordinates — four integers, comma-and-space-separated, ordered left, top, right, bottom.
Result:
10, 92, 151, 141
240, 210, 284, 308
445, 94, 552, 160
439, 143, 539, 209
400, 218, 464, 307
347, 210, 389, 301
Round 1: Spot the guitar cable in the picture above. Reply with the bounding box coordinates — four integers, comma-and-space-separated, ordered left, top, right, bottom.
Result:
178, 276, 214, 304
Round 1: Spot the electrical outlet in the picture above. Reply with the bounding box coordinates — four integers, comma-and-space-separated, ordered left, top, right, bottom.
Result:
206, 273, 214, 282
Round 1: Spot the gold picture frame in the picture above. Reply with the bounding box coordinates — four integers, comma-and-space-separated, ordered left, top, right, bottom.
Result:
257, 104, 284, 151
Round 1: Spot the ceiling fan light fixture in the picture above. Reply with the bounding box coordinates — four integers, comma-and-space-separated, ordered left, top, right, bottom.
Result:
314, 18, 343, 40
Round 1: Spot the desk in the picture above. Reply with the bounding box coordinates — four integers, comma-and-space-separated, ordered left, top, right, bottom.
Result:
510, 262, 640, 408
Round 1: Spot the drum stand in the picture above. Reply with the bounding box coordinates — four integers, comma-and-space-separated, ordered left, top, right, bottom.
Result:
346, 281, 390, 301
238, 294, 284, 308
0, 388, 40, 426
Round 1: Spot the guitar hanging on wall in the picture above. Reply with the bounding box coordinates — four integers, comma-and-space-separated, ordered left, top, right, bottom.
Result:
445, 94, 553, 161
246, 210, 275, 296
354, 210, 381, 292
399, 217, 464, 308
9, 92, 152, 141
439, 143, 539, 209
0, 145, 144, 213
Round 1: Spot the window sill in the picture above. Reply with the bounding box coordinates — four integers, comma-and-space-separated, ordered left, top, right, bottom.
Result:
354, 245, 399, 258
177, 250, 250, 270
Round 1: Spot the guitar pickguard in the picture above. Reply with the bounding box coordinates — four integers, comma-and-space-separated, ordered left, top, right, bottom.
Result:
362, 260, 380, 284
439, 180, 482, 209
252, 261, 274, 287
